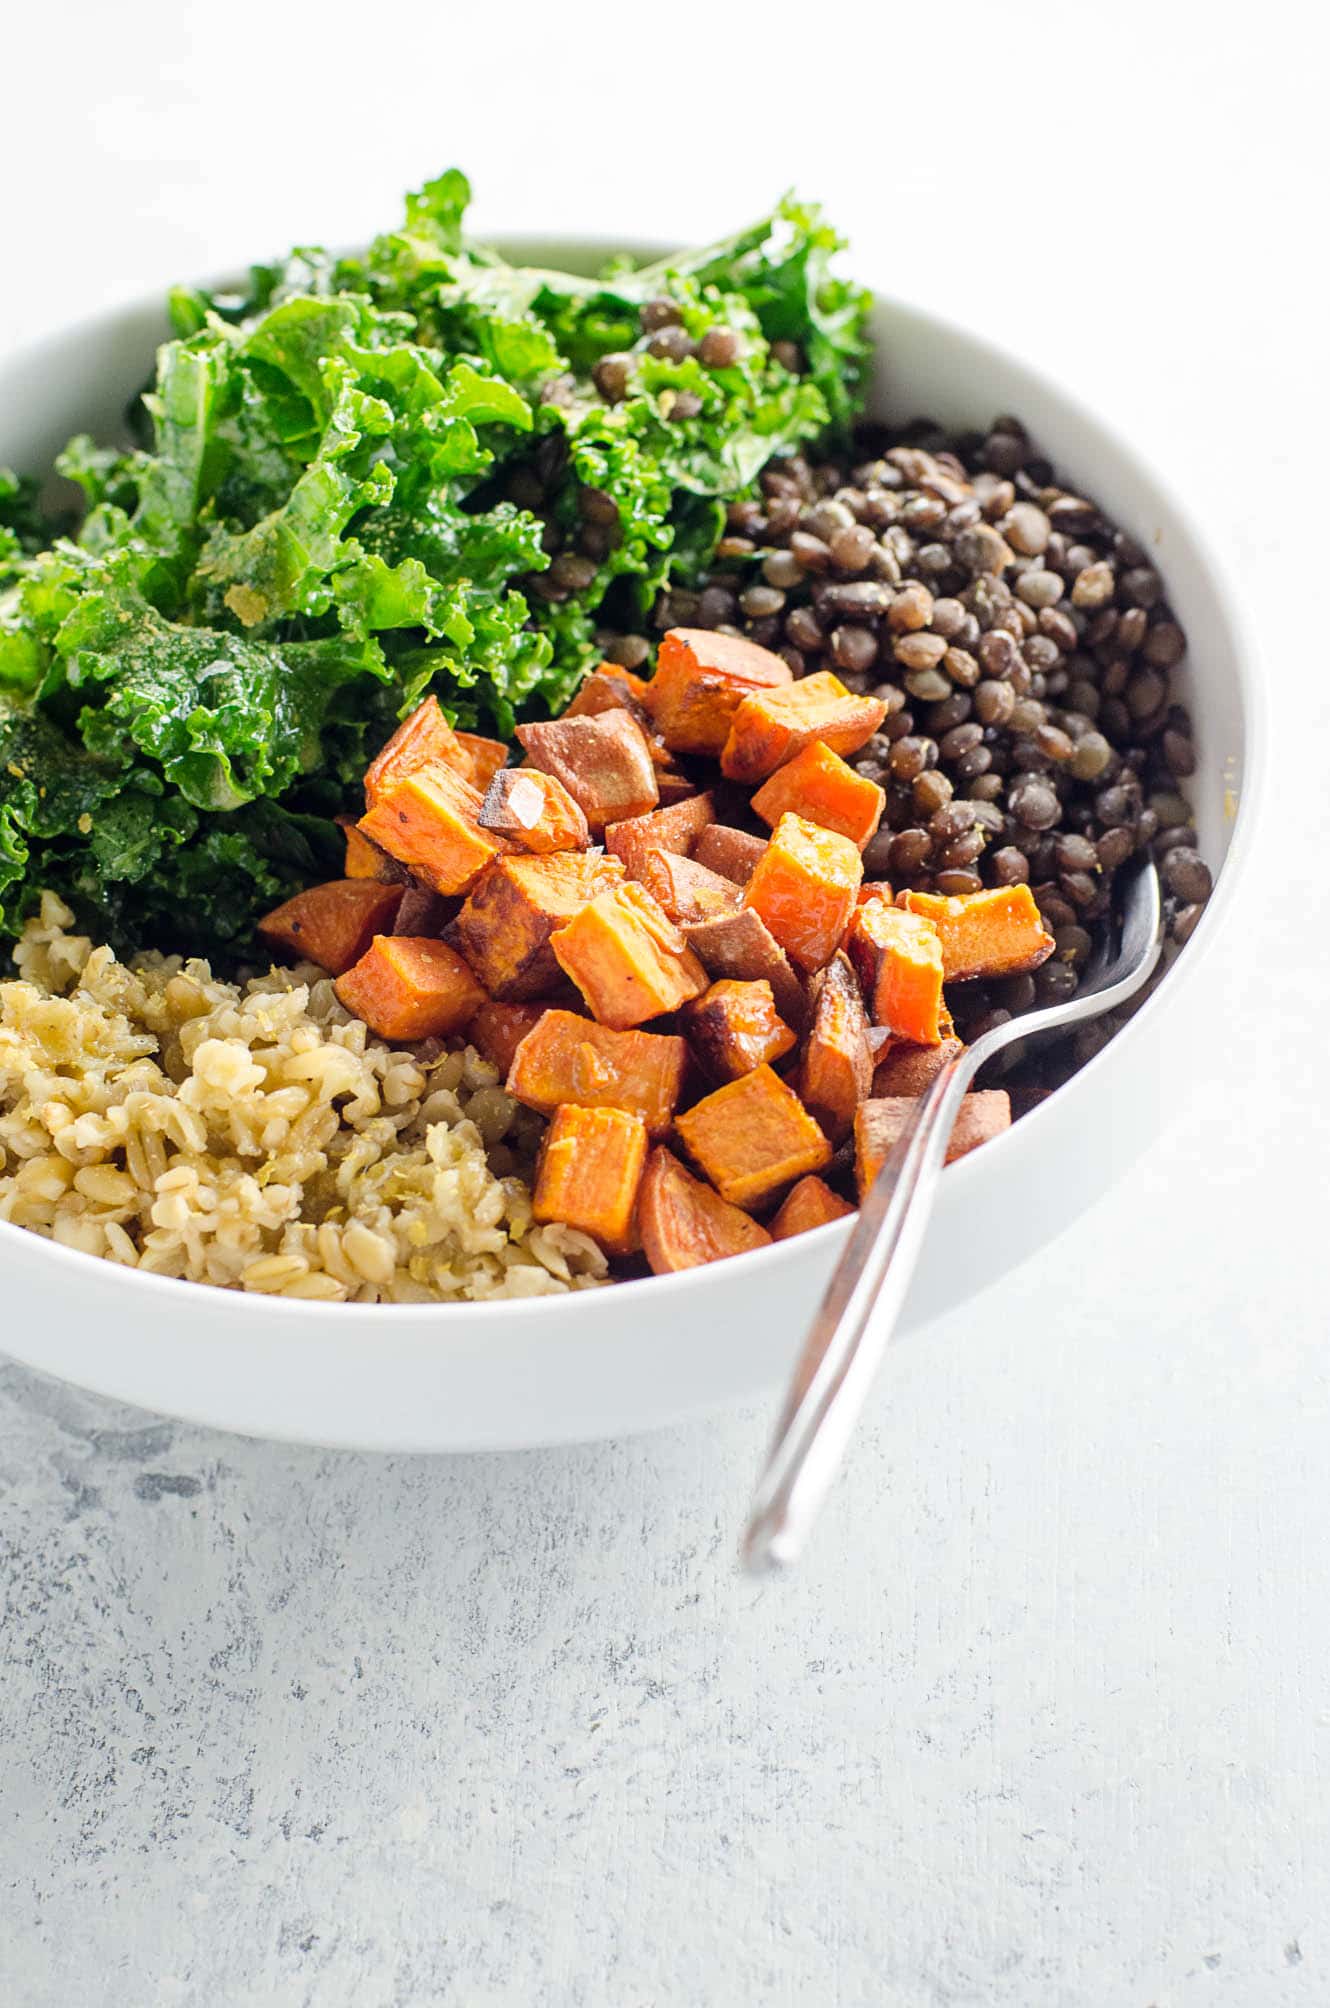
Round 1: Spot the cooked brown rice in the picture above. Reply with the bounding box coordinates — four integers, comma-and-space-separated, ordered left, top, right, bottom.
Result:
0, 894, 607, 1302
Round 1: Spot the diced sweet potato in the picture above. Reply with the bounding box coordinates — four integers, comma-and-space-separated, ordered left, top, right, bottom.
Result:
516, 711, 659, 834
552, 882, 708, 1029
682, 979, 796, 1084
854, 1089, 1012, 1197
692, 824, 768, 886
675, 1063, 831, 1211
467, 1000, 552, 1076
682, 908, 807, 1029
751, 740, 886, 850
642, 627, 793, 757
258, 879, 404, 976
605, 792, 715, 881
857, 881, 894, 906
846, 899, 946, 1044
743, 812, 862, 974
532, 1104, 647, 1256
451, 851, 625, 1000
798, 952, 873, 1141
720, 671, 888, 784
362, 697, 456, 804
562, 665, 651, 718
335, 934, 485, 1042
654, 771, 703, 805
359, 761, 502, 896
338, 816, 403, 883
478, 768, 590, 855
770, 1175, 855, 1241
898, 885, 1055, 981
636, 850, 742, 926
454, 732, 509, 792
638, 1146, 772, 1273
872, 1035, 966, 1099
507, 1008, 685, 1135
392, 884, 454, 937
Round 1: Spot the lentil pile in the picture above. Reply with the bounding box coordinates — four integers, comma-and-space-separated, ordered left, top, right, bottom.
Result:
597, 408, 1213, 1086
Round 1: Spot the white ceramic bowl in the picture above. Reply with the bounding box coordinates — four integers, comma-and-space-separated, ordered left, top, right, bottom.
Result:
0, 243, 1261, 1450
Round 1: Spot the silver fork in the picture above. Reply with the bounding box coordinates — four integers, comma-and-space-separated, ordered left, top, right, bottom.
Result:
741, 857, 1164, 1574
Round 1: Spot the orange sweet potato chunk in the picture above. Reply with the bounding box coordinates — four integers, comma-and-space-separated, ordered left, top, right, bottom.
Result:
798, 952, 873, 1141
335, 935, 485, 1042
466, 1000, 552, 1076
552, 883, 709, 1029
675, 1063, 831, 1211
364, 696, 463, 807
636, 851, 742, 927
872, 1035, 966, 1099
605, 792, 715, 881
854, 1089, 1012, 1197
452, 851, 625, 1000
478, 768, 590, 854
337, 816, 402, 883
516, 711, 659, 834
682, 907, 807, 1029
258, 879, 404, 976
720, 671, 888, 784
561, 666, 651, 718
770, 1175, 855, 1241
846, 899, 946, 1044
359, 761, 502, 896
752, 739, 886, 850
454, 733, 509, 792
533, 1104, 647, 1255
642, 627, 793, 757
692, 824, 768, 886
898, 885, 1055, 982
743, 812, 863, 974
682, 979, 797, 1084
507, 1009, 686, 1136
638, 1146, 772, 1273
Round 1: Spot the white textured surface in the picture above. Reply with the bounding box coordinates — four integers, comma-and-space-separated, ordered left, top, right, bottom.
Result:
2, 4, 1326, 2003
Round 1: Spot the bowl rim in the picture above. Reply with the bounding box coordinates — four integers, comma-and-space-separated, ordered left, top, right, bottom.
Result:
0, 253, 1267, 1326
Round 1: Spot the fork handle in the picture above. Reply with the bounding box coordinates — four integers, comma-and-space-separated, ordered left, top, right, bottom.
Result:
740, 1045, 978, 1573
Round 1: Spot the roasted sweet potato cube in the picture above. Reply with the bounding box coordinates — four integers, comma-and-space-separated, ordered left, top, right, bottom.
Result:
636, 851, 742, 926
872, 1035, 966, 1099
552, 882, 709, 1029
692, 824, 768, 886
854, 1089, 1012, 1197
743, 812, 862, 974
562, 665, 651, 718
335, 935, 485, 1042
392, 884, 454, 937
798, 952, 873, 1141
365, 696, 464, 807
258, 879, 404, 976
720, 671, 888, 784
638, 1146, 772, 1273
359, 761, 502, 896
453, 732, 508, 792
857, 881, 894, 906
338, 816, 403, 883
532, 1104, 647, 1256
846, 899, 946, 1043
642, 627, 793, 757
507, 1009, 685, 1135
770, 1175, 855, 1241
682, 979, 796, 1084
516, 711, 659, 834
898, 885, 1055, 981
605, 792, 715, 881
451, 852, 625, 1001
683, 908, 807, 1029
478, 768, 590, 855
752, 739, 886, 850
675, 1063, 831, 1211
466, 1000, 552, 1076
